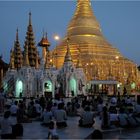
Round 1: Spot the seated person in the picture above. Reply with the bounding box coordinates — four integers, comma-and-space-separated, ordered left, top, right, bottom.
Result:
118, 108, 129, 128
54, 103, 67, 128
17, 103, 31, 123
27, 101, 37, 118
134, 104, 140, 117
10, 100, 18, 116
66, 102, 77, 116
0, 111, 15, 139
47, 121, 59, 139
41, 106, 53, 127
127, 114, 138, 127
127, 103, 134, 114
79, 106, 95, 127
91, 129, 103, 139
109, 110, 119, 127
51, 103, 57, 117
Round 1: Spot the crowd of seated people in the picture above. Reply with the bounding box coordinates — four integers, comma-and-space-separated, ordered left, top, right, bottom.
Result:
101, 96, 140, 129
1, 93, 140, 139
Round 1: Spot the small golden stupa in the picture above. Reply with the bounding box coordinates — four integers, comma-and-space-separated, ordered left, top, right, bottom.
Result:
52, 0, 139, 85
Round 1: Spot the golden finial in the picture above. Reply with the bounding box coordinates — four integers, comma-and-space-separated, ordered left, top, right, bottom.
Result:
75, 0, 93, 17
29, 12, 32, 25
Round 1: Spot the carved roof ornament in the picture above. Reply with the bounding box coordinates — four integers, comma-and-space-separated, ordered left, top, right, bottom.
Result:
64, 37, 72, 63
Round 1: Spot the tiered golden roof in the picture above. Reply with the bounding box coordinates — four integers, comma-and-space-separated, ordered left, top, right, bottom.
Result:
52, 0, 139, 84
38, 32, 50, 47
13, 28, 23, 70
25, 12, 38, 67
38, 32, 50, 61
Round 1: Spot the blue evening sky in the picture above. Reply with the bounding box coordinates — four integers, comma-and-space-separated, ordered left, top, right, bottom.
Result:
0, 0, 140, 65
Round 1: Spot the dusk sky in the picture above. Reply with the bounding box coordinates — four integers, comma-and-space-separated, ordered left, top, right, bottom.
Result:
0, 0, 140, 65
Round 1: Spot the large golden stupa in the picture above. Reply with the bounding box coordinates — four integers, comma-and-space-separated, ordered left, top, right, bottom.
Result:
52, 0, 139, 85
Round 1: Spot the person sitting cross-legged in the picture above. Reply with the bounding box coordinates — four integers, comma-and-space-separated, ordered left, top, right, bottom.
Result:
79, 106, 95, 127
118, 108, 129, 128
41, 106, 53, 127
17, 102, 31, 123
54, 103, 67, 128
109, 110, 119, 127
10, 100, 18, 116
0, 111, 15, 139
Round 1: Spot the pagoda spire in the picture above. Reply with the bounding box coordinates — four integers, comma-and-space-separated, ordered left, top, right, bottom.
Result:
23, 41, 29, 67
25, 12, 38, 67
16, 28, 19, 41
29, 12, 32, 25
64, 38, 72, 63
75, 0, 93, 17
13, 29, 23, 70
67, 0, 101, 37
38, 31, 50, 61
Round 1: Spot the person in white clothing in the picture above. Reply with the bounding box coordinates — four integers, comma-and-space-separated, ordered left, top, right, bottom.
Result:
0, 111, 15, 139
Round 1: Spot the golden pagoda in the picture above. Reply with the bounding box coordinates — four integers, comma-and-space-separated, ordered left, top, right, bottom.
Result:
52, 0, 139, 85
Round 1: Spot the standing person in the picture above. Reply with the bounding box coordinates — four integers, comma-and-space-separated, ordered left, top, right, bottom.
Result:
51, 103, 57, 117
0, 88, 5, 113
34, 100, 42, 117
97, 100, 103, 119
101, 106, 110, 129
0, 111, 15, 139
39, 95, 46, 112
